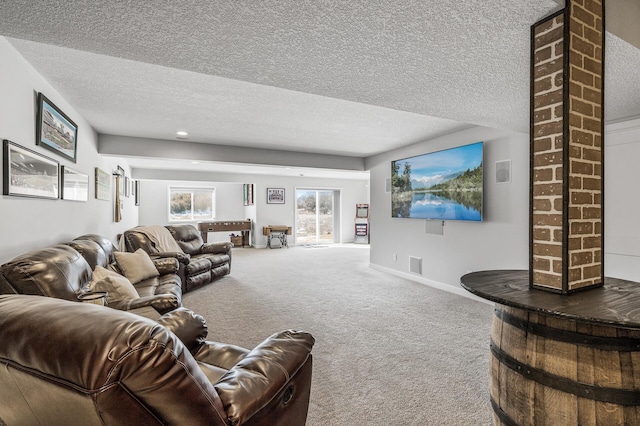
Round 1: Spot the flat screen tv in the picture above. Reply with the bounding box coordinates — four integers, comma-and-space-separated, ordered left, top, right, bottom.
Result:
391, 141, 483, 221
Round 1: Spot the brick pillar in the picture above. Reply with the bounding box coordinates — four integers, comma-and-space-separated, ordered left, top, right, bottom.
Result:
530, 0, 604, 294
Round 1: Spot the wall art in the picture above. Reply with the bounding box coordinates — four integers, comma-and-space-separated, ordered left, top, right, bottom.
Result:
61, 166, 88, 201
3, 139, 59, 199
36, 92, 78, 163
95, 167, 110, 200
267, 187, 285, 204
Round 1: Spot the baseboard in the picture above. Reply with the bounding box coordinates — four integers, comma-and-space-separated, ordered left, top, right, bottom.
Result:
368, 263, 493, 305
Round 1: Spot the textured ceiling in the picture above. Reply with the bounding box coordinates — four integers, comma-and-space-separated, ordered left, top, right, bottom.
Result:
1, 1, 639, 173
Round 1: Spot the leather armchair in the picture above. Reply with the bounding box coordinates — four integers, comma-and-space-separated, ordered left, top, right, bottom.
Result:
167, 224, 233, 289
0, 295, 314, 426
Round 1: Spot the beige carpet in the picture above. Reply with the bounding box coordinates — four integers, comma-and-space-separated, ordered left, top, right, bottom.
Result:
182, 244, 494, 425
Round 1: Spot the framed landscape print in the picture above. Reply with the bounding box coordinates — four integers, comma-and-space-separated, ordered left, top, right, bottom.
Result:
267, 187, 285, 204
3, 139, 59, 199
95, 167, 110, 200
61, 166, 89, 201
36, 93, 78, 163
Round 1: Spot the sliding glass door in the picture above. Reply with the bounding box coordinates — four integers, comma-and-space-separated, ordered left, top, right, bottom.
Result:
295, 189, 336, 244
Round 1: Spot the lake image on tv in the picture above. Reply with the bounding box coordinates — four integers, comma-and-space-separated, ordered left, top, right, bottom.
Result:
391, 142, 483, 221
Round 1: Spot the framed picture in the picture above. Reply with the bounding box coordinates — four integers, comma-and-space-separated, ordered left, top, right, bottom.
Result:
134, 180, 140, 206
3, 139, 59, 199
243, 183, 254, 206
61, 166, 89, 201
267, 187, 285, 204
36, 92, 78, 163
95, 167, 110, 200
124, 176, 130, 197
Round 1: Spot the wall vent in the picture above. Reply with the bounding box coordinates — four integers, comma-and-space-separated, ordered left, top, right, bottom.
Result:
409, 256, 422, 275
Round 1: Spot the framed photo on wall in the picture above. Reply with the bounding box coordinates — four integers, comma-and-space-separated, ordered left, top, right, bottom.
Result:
267, 187, 285, 204
61, 166, 89, 201
3, 139, 59, 199
36, 92, 78, 163
95, 167, 111, 200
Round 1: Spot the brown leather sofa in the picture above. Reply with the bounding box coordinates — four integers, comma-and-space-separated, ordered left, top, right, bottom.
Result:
0, 234, 182, 314
0, 294, 314, 425
123, 224, 233, 293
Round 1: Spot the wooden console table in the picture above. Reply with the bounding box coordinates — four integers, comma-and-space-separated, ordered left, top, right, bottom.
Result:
197, 220, 251, 247
461, 270, 640, 425
262, 225, 291, 249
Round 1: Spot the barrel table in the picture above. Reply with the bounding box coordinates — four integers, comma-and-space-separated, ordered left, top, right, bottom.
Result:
461, 270, 640, 426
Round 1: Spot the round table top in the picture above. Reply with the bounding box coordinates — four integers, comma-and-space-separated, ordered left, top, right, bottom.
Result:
461, 270, 640, 329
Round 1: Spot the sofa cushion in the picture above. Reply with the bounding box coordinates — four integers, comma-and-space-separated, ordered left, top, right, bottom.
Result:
114, 248, 160, 284
89, 266, 140, 308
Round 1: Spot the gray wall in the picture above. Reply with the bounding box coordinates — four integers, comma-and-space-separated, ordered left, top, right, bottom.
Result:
365, 120, 640, 293
365, 126, 530, 294
0, 38, 138, 263
603, 118, 640, 281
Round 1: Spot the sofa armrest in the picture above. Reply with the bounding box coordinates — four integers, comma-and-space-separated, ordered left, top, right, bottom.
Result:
201, 242, 232, 254
155, 307, 208, 352
152, 256, 180, 275
214, 330, 315, 425
150, 251, 191, 264
124, 294, 181, 315
193, 341, 250, 370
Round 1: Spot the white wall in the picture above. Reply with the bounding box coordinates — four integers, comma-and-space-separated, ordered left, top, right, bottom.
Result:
365, 126, 531, 291
134, 168, 369, 247
0, 38, 138, 263
604, 118, 640, 281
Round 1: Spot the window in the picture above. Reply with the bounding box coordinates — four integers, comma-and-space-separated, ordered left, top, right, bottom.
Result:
168, 187, 215, 222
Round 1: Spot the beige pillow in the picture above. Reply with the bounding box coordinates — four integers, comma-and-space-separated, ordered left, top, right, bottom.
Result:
92, 274, 140, 309
113, 248, 159, 284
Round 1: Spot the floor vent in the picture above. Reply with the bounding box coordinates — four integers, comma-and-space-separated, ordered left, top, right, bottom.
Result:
409, 256, 422, 275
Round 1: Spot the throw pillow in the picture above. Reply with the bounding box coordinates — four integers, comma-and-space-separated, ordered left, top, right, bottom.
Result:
92, 274, 140, 309
113, 248, 159, 284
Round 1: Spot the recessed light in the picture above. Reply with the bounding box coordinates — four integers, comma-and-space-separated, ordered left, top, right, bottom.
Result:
176, 131, 188, 139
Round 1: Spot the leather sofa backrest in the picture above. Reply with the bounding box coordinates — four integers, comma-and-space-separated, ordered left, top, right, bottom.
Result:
167, 224, 204, 256
0, 295, 228, 425
123, 230, 160, 254
0, 244, 91, 301
64, 238, 109, 270
74, 234, 116, 265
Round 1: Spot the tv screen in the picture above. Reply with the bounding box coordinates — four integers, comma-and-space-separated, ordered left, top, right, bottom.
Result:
391, 142, 483, 221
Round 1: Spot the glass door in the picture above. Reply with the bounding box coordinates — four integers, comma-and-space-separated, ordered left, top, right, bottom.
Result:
295, 189, 335, 244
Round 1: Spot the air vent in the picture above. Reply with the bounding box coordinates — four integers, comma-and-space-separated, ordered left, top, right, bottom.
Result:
409, 256, 422, 275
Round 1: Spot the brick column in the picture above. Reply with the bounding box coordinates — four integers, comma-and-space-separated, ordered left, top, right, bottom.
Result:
530, 0, 604, 294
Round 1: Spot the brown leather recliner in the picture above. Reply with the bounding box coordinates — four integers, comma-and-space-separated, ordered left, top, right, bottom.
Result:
0, 294, 314, 425
124, 224, 233, 293
0, 234, 182, 314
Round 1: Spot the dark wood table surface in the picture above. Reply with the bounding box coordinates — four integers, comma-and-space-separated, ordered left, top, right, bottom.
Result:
461, 270, 640, 329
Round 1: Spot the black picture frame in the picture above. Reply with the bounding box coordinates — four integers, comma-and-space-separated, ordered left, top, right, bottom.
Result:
267, 187, 285, 204
3, 139, 59, 199
134, 180, 141, 206
36, 92, 78, 163
61, 166, 89, 201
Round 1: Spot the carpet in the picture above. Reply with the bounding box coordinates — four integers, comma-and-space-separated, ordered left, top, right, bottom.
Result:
182, 245, 493, 425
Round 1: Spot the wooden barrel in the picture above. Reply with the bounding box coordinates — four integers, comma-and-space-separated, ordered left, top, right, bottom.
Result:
490, 304, 640, 425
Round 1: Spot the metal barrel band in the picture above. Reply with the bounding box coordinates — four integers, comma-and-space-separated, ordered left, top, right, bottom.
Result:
490, 342, 640, 406
494, 308, 640, 352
